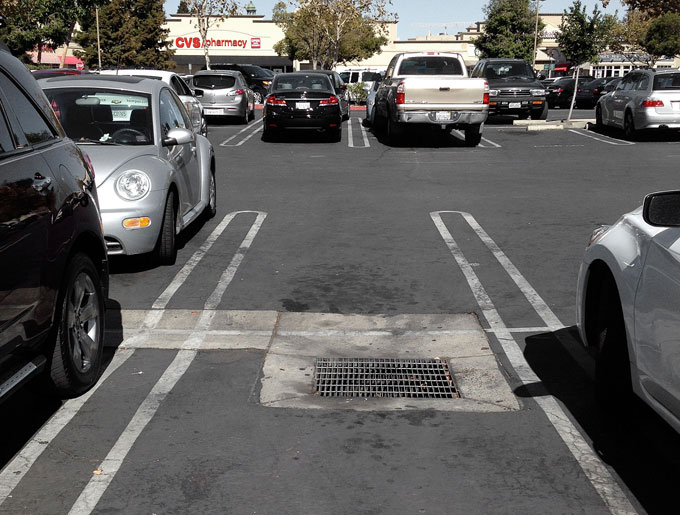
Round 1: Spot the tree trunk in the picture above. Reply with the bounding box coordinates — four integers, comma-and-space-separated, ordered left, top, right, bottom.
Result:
60, 20, 77, 69
567, 66, 580, 121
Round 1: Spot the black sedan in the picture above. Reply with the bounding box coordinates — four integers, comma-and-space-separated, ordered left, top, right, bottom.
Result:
262, 73, 343, 142
575, 77, 619, 108
546, 76, 593, 108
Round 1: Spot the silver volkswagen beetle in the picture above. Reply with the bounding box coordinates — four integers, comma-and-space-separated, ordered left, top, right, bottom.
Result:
40, 75, 217, 265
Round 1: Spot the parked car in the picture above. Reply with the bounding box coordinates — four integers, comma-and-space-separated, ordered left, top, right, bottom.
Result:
40, 75, 216, 265
202, 63, 273, 103
575, 77, 619, 108
470, 58, 547, 120
546, 76, 594, 108
363, 78, 381, 127
0, 47, 108, 402
101, 69, 207, 137
262, 72, 343, 142
308, 69, 350, 120
577, 190, 680, 433
339, 69, 383, 102
192, 70, 254, 124
596, 69, 680, 139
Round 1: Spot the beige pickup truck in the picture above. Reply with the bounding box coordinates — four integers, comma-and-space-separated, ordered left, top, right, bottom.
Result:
371, 52, 489, 146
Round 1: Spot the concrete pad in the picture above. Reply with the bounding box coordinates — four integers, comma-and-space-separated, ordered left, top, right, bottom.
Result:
260, 312, 520, 412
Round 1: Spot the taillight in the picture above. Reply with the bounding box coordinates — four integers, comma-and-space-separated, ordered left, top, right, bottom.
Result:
557, 88, 564, 93
593, 89, 599, 94
319, 95, 339, 105
483, 80, 489, 104
235, 89, 245, 95
396, 82, 405, 104
266, 95, 287, 105
642, 99, 664, 107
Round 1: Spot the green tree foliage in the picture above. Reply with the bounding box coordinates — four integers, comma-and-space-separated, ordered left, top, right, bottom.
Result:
613, 0, 680, 16
272, 0, 394, 70
75, 0, 174, 69
0, 0, 80, 62
474, 0, 544, 62
177, 0, 191, 13
184, 0, 242, 70
642, 12, 680, 61
608, 10, 654, 66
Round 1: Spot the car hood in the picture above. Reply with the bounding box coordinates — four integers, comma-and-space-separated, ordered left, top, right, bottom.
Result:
487, 77, 543, 89
78, 145, 158, 187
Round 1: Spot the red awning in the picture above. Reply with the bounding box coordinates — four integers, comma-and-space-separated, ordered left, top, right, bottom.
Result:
554, 65, 569, 72
28, 51, 83, 67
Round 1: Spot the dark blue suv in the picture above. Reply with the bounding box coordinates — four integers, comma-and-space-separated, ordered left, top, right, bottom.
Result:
0, 46, 108, 401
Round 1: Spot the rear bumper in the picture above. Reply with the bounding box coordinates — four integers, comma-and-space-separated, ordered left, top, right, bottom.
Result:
264, 109, 342, 130
396, 110, 487, 126
635, 110, 680, 130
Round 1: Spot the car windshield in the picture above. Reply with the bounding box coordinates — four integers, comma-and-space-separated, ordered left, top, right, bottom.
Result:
484, 62, 534, 79
397, 56, 463, 76
193, 75, 236, 89
45, 88, 153, 145
653, 73, 680, 90
273, 74, 332, 92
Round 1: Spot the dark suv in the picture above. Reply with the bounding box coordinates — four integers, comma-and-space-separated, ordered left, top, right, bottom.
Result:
0, 46, 108, 402
202, 63, 273, 103
471, 58, 548, 119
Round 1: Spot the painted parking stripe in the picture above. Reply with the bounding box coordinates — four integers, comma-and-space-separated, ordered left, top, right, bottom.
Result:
219, 122, 261, 146
481, 137, 501, 148
0, 349, 134, 506
347, 118, 371, 148
431, 212, 637, 515
569, 129, 635, 146
68, 213, 267, 515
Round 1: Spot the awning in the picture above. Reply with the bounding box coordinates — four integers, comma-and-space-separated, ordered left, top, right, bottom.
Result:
28, 51, 83, 67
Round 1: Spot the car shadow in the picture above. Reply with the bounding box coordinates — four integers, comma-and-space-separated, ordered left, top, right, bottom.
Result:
205, 116, 249, 126
261, 130, 343, 144
587, 122, 680, 143
370, 125, 477, 148
521, 327, 680, 514
0, 300, 124, 470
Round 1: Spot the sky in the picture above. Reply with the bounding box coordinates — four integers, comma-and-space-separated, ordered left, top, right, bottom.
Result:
163, 0, 625, 40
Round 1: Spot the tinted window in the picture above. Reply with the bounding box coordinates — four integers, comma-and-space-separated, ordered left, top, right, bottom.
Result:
483, 61, 534, 79
397, 56, 463, 76
240, 65, 270, 78
653, 73, 680, 90
273, 74, 332, 91
0, 111, 13, 154
636, 75, 650, 90
193, 75, 237, 89
0, 71, 55, 145
159, 89, 188, 137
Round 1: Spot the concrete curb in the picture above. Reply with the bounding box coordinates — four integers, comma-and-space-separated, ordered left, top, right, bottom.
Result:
514, 119, 595, 131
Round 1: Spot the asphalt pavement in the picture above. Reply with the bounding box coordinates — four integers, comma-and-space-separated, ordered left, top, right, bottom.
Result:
2, 107, 680, 515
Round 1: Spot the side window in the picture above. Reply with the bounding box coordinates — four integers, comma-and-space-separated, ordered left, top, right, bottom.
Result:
0, 71, 55, 146
622, 74, 637, 91
471, 63, 481, 78
170, 76, 186, 96
385, 56, 398, 79
0, 110, 14, 154
159, 89, 188, 137
636, 75, 650, 90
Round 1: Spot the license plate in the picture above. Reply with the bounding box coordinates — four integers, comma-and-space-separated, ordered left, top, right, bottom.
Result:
435, 111, 451, 121
297, 102, 310, 109
204, 108, 222, 115
509, 102, 521, 109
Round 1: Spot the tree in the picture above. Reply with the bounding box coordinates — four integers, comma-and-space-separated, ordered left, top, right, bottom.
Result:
273, 0, 394, 70
608, 9, 654, 67
612, 0, 680, 16
558, 0, 614, 119
75, 0, 174, 69
184, 0, 242, 70
642, 12, 680, 61
474, 0, 544, 63
177, 0, 191, 13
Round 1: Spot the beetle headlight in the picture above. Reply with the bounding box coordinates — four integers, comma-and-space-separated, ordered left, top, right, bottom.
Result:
116, 170, 150, 200
531, 89, 547, 96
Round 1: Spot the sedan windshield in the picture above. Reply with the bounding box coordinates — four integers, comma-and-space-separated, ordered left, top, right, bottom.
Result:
484, 62, 534, 79
653, 73, 680, 90
46, 89, 153, 145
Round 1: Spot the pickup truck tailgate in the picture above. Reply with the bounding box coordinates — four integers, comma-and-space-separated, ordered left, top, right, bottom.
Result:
402, 77, 487, 105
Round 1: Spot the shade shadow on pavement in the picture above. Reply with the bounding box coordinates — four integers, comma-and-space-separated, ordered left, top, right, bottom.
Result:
521, 327, 680, 515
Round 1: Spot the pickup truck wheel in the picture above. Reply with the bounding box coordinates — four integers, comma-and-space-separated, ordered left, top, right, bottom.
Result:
387, 116, 404, 144
464, 125, 482, 147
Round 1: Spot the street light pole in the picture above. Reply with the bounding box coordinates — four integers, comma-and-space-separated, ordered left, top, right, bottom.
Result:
532, 0, 541, 69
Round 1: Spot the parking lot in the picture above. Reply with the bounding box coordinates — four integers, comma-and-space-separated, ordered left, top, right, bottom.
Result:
2, 108, 680, 514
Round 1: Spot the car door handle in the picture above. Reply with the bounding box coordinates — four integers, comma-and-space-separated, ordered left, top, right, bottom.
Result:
32, 173, 52, 193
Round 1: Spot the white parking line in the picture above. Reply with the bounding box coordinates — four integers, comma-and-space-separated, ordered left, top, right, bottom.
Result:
347, 118, 354, 147
481, 137, 501, 148
69, 214, 267, 515
430, 212, 637, 515
0, 349, 134, 506
219, 122, 261, 146
569, 129, 635, 146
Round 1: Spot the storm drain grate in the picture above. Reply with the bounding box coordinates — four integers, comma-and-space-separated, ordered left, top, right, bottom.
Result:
314, 358, 458, 399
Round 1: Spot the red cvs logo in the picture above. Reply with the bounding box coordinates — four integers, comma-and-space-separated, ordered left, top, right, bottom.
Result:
251, 38, 261, 49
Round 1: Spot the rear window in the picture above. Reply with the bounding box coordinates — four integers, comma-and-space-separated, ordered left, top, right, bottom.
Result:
193, 75, 236, 89
653, 73, 680, 90
397, 57, 463, 76
273, 75, 332, 91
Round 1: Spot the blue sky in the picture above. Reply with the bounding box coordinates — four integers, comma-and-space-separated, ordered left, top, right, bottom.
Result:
164, 0, 625, 40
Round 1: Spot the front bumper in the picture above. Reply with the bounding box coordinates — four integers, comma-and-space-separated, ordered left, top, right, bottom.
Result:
488, 97, 545, 114
100, 189, 166, 256
396, 110, 487, 126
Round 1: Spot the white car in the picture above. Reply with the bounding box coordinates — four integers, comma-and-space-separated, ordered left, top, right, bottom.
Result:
577, 190, 680, 432
100, 69, 207, 136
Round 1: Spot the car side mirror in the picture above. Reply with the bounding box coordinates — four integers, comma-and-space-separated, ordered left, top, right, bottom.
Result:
643, 191, 680, 227
163, 127, 194, 147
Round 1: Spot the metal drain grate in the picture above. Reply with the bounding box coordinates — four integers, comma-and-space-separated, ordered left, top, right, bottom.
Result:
314, 358, 458, 399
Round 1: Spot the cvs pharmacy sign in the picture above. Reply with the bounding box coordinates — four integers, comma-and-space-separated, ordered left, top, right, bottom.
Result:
175, 37, 260, 49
